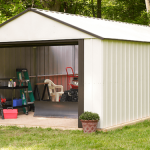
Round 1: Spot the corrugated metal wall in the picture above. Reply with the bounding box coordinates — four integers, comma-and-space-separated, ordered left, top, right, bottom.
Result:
0, 45, 78, 99
84, 39, 103, 129
102, 40, 150, 128
37, 45, 78, 97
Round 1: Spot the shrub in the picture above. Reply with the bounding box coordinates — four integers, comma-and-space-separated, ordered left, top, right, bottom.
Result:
79, 111, 100, 121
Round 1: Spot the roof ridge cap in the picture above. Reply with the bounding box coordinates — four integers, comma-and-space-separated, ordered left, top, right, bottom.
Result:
31, 8, 150, 28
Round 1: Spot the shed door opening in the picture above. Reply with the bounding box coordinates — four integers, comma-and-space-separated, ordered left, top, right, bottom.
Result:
34, 45, 78, 118
0, 45, 78, 117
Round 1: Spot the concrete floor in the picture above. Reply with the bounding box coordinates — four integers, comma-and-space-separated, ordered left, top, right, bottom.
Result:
0, 111, 80, 130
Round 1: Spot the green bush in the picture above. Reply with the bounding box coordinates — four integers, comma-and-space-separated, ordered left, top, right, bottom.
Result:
79, 111, 100, 121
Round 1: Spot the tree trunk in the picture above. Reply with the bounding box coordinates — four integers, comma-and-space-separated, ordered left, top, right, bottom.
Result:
97, 0, 101, 18
91, 0, 95, 17
51, 0, 61, 11
41, 0, 61, 12
145, 0, 150, 12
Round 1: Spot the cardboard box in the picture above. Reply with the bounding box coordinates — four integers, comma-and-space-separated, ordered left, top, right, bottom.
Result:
3, 108, 18, 119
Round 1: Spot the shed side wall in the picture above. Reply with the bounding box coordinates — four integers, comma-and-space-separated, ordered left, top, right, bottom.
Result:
84, 38, 103, 128
103, 40, 150, 128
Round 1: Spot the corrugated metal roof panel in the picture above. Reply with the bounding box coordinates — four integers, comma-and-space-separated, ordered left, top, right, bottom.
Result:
33, 8, 150, 42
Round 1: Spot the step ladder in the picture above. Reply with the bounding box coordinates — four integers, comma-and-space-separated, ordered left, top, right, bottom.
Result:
16, 68, 35, 114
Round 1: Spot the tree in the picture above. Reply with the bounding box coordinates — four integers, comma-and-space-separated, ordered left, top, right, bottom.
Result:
102, 0, 150, 25
0, 0, 149, 25
97, 0, 101, 18
145, 0, 150, 12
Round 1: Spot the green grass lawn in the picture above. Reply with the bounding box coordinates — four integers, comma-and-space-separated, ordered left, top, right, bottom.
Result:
1, 120, 150, 150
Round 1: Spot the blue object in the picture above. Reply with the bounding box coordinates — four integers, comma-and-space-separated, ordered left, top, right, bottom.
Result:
18, 99, 22, 106
13, 99, 22, 107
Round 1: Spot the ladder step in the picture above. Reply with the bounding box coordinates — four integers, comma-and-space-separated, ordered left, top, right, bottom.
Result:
24, 91, 33, 93
19, 80, 29, 83
28, 102, 34, 104
16, 68, 28, 72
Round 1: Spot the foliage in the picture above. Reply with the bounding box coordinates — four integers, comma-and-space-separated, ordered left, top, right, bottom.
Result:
79, 111, 100, 120
0, 0, 150, 26
102, 0, 150, 25
1, 120, 150, 149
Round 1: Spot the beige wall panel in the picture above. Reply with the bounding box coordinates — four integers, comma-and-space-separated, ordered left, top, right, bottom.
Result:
111, 41, 117, 126
103, 40, 150, 128
134, 44, 138, 120
103, 41, 107, 128
117, 41, 122, 124
92, 39, 103, 128
138, 44, 142, 119
146, 44, 149, 117
126, 44, 130, 122
129, 43, 134, 121
148, 45, 150, 116
143, 44, 146, 118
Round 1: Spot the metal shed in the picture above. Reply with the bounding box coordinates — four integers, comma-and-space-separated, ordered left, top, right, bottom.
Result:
1, 8, 150, 129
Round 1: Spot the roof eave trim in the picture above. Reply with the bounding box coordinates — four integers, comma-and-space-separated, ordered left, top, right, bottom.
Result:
103, 38, 150, 43
0, 8, 31, 28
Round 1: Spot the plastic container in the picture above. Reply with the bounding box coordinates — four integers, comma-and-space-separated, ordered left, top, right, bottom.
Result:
13, 99, 22, 107
3, 108, 18, 119
18, 99, 22, 106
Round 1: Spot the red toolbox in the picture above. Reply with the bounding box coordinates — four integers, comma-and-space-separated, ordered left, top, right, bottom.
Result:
3, 108, 18, 119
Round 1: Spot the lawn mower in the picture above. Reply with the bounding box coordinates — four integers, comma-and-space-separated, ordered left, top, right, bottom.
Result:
60, 67, 78, 102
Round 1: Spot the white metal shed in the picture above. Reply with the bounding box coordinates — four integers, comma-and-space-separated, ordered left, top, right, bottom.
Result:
0, 8, 150, 129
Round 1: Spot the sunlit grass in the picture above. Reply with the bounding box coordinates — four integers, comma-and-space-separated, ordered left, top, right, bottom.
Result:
1, 120, 150, 149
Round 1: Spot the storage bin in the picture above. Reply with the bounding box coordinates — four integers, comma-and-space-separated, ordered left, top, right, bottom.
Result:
3, 108, 18, 119
13, 99, 22, 107
18, 99, 22, 106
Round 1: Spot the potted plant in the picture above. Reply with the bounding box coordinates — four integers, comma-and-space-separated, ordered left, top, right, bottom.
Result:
79, 111, 100, 133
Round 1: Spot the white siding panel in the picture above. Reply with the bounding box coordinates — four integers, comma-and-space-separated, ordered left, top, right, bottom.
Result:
92, 39, 103, 128
84, 38, 103, 128
102, 40, 150, 128
84, 39, 93, 112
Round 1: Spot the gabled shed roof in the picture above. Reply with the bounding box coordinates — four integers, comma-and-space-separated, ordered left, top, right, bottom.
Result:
1, 8, 150, 42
